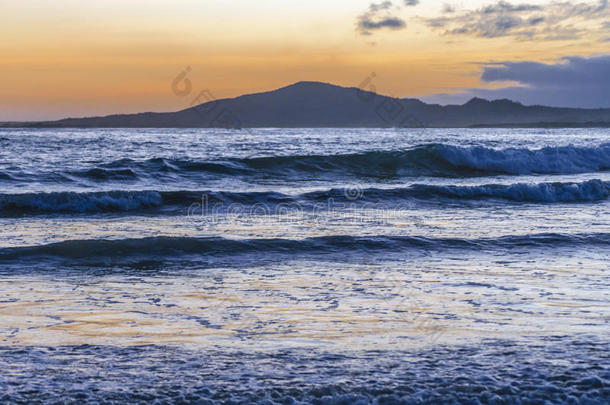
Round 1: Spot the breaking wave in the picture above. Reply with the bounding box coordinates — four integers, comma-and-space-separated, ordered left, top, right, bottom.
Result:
2, 144, 607, 185
307, 179, 610, 203
73, 143, 610, 179
1, 179, 608, 215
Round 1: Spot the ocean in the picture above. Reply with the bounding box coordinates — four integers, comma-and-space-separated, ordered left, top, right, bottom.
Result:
0, 127, 609, 403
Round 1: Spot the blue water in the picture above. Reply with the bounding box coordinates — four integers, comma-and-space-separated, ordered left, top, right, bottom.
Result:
0, 128, 609, 403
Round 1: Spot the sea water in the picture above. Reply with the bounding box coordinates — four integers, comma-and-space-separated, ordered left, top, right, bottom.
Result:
0, 128, 608, 403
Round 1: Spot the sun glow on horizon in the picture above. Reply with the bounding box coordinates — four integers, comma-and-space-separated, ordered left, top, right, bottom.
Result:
1, 0, 609, 120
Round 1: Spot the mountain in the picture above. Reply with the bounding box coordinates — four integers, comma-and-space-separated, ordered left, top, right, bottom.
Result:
6, 81, 610, 128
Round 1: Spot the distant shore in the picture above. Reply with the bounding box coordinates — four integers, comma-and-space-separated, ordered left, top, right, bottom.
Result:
3, 81, 610, 129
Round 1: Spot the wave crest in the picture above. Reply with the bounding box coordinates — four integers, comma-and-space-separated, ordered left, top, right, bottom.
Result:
406, 179, 610, 203
32, 144, 610, 183
434, 144, 610, 175
1, 233, 608, 263
0, 191, 162, 214
0, 180, 608, 215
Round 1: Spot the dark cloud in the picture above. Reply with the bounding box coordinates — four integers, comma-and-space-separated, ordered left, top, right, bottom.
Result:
482, 56, 610, 85
424, 0, 610, 41
404, 0, 420, 6
421, 54, 610, 108
360, 17, 407, 31
357, 1, 407, 35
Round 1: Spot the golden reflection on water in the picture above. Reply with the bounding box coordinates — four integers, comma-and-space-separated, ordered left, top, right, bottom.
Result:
1, 258, 608, 348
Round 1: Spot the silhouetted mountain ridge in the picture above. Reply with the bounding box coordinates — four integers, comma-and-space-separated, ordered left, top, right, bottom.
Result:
5, 81, 610, 128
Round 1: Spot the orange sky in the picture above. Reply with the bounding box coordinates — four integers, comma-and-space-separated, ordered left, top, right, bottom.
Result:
1, 0, 609, 120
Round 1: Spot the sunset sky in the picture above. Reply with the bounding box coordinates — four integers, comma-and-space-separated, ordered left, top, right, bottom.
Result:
1, 0, 609, 120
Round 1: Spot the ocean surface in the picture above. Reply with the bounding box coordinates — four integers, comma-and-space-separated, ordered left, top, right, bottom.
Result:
0, 128, 609, 404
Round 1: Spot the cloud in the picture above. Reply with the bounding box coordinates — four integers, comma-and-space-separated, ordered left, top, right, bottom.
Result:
424, 0, 610, 41
360, 17, 407, 31
404, 0, 420, 6
357, 1, 407, 35
442, 4, 456, 13
421, 54, 610, 108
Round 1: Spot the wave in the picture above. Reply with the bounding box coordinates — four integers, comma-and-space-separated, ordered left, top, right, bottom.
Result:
307, 179, 610, 203
188, 143, 610, 177
1, 180, 608, 215
0, 190, 297, 215
419, 179, 610, 202
0, 170, 16, 181
77, 167, 139, 180
431, 143, 610, 175
37, 144, 610, 183
0, 191, 164, 214
1, 233, 608, 263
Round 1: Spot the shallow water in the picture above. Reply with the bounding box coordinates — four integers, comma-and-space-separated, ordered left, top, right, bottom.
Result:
0, 128, 609, 403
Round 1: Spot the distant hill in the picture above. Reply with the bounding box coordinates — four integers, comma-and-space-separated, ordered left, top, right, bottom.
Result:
5, 81, 610, 128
